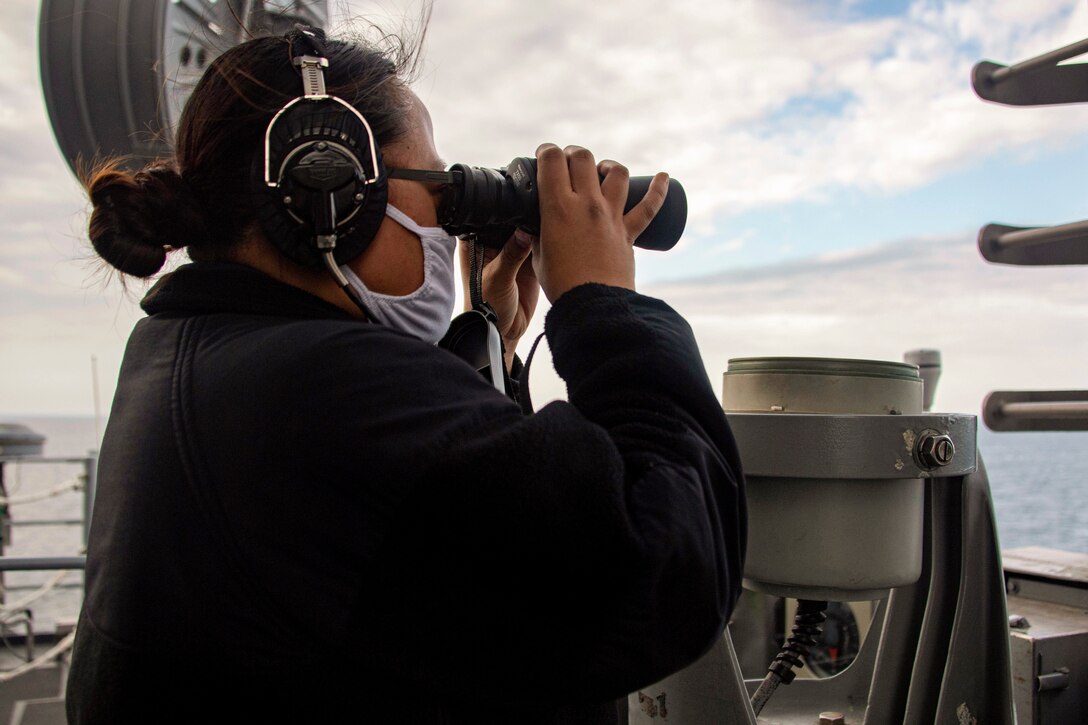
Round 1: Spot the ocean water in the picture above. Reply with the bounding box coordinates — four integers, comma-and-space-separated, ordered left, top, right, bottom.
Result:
977, 427, 1088, 554
1, 416, 1086, 632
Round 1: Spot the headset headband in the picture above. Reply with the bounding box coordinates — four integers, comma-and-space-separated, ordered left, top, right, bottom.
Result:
256, 26, 389, 272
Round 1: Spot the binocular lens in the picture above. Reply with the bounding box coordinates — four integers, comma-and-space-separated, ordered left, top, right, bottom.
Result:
438, 157, 687, 251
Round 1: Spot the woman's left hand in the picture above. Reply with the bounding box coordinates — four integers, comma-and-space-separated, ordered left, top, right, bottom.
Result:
459, 230, 540, 370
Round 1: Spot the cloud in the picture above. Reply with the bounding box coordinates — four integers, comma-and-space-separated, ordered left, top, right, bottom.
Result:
4, 0, 1088, 416
338, 0, 1088, 236
644, 232, 1088, 416
501, 229, 1088, 420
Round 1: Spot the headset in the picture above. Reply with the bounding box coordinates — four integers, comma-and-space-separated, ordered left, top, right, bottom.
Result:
256, 27, 387, 276
256, 27, 509, 396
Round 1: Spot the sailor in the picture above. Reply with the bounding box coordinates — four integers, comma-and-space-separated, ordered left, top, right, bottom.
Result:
66, 25, 746, 725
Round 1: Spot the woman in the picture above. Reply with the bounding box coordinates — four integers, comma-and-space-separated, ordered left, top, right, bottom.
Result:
66, 26, 745, 725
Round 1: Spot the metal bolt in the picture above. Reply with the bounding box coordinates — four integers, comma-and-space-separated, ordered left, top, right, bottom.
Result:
283, 196, 293, 205
354, 192, 365, 202
819, 713, 846, 725
1037, 669, 1070, 692
916, 431, 955, 469
1009, 614, 1030, 629
315, 141, 328, 151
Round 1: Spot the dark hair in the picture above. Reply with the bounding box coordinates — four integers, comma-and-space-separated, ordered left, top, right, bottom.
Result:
85, 30, 422, 277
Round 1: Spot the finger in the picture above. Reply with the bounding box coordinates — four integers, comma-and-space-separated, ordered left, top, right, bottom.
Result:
536, 143, 569, 210
486, 230, 534, 290
564, 145, 599, 195
623, 171, 669, 242
517, 256, 540, 302
598, 159, 630, 209
514, 232, 539, 285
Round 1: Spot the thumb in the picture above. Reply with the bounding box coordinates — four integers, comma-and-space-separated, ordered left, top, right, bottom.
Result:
486, 230, 534, 287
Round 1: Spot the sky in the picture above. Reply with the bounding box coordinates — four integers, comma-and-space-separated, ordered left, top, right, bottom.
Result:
2, 0, 1088, 420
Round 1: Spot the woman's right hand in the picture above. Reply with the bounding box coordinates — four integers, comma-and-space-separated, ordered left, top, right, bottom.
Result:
532, 143, 669, 302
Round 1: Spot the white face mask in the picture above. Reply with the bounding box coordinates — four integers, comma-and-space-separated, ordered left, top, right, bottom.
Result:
340, 204, 457, 344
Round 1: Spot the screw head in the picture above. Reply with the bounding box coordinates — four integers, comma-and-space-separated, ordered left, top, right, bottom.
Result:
282, 195, 293, 205
315, 141, 328, 151
916, 431, 955, 469
354, 192, 365, 203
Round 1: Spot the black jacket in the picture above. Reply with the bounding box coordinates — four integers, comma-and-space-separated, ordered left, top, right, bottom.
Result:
66, 263, 745, 724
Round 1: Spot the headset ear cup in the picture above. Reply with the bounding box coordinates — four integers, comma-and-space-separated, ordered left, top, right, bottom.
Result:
256, 99, 387, 268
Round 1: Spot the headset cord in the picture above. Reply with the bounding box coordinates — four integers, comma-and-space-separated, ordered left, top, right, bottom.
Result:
322, 250, 379, 323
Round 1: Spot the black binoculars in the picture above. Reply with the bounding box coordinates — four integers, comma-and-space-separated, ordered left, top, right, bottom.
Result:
389, 157, 687, 250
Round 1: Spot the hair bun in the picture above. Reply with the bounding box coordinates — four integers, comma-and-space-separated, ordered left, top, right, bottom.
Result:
86, 160, 209, 277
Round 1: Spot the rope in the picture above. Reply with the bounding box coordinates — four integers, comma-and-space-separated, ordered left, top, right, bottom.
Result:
0, 477, 83, 506
2, 463, 24, 497
0, 570, 75, 623
0, 629, 76, 682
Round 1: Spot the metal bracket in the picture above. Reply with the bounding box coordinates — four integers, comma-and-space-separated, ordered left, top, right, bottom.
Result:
978, 222, 1088, 266
984, 390, 1088, 432
725, 412, 977, 479
972, 37, 1088, 106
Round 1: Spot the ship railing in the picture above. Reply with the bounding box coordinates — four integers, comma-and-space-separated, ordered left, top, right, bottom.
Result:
0, 453, 93, 672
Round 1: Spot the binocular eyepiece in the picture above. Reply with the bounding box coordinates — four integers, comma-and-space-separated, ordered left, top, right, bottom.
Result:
389, 157, 687, 250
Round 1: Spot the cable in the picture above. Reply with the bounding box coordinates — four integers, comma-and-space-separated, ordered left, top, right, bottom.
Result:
322, 250, 378, 322
750, 599, 828, 716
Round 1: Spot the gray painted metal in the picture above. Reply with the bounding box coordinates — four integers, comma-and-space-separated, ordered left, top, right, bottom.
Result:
1004, 546, 1088, 589
39, 0, 327, 175
723, 360, 953, 601
903, 349, 940, 412
984, 390, 1088, 432
628, 629, 758, 724
722, 357, 922, 415
926, 462, 1014, 724
742, 471, 925, 601
982, 37, 1088, 84
1005, 555, 1088, 725
0, 426, 45, 458
978, 222, 1088, 266
725, 412, 977, 479
632, 463, 1015, 724
0, 557, 85, 572
973, 48, 1088, 106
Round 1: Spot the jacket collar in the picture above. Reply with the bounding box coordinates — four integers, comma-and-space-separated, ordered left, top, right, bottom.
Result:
141, 262, 355, 321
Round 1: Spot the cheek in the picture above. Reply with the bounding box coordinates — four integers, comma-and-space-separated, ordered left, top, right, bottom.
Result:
386, 181, 440, 226
352, 215, 425, 295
